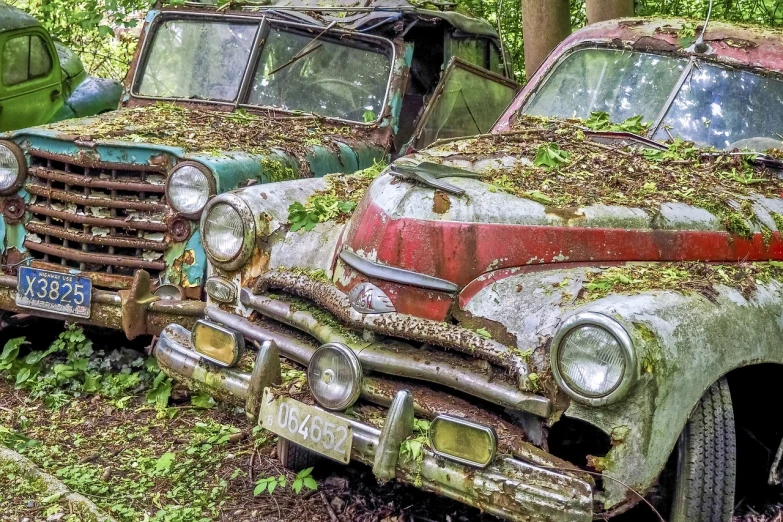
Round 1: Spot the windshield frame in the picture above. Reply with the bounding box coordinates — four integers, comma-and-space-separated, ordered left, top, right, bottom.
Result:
130, 11, 397, 126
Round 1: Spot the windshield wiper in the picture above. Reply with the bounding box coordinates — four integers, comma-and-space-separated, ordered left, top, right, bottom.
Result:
267, 21, 337, 76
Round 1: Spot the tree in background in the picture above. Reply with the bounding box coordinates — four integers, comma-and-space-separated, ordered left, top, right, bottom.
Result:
521, 0, 571, 78
586, 0, 634, 23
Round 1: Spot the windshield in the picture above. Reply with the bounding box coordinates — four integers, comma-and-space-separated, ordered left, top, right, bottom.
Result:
248, 28, 391, 121
523, 48, 783, 151
135, 17, 393, 122
138, 19, 257, 101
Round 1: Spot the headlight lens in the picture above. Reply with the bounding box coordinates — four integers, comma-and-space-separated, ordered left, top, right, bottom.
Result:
307, 343, 362, 411
203, 203, 244, 262
167, 163, 213, 216
552, 312, 637, 406
0, 142, 23, 193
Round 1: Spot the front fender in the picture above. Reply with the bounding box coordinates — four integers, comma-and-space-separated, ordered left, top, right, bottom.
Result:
460, 265, 783, 509
61, 76, 122, 119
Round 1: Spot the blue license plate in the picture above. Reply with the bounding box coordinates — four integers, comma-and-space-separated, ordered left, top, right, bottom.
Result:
16, 267, 92, 318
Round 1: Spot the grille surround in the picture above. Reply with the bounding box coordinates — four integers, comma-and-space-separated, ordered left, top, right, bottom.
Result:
24, 150, 170, 280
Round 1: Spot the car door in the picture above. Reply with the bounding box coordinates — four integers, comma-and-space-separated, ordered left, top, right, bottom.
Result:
0, 29, 63, 131
409, 58, 520, 151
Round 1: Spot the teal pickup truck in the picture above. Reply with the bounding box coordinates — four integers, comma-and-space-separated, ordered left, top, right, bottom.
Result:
0, 0, 517, 338
0, 2, 121, 131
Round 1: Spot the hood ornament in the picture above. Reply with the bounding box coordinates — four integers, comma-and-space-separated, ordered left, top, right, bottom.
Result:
348, 282, 396, 314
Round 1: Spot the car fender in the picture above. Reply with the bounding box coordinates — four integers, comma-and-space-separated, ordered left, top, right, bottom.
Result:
460, 265, 783, 509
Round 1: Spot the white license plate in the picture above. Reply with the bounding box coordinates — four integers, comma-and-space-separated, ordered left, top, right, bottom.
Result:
259, 389, 353, 464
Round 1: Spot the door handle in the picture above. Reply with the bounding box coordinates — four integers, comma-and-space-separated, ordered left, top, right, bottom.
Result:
50, 89, 60, 101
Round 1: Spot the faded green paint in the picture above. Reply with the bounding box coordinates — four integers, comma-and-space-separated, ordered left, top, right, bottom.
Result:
163, 231, 207, 288
384, 43, 415, 133
6, 223, 26, 253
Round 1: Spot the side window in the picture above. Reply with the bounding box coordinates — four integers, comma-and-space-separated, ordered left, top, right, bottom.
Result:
445, 33, 507, 76
411, 59, 519, 150
2, 34, 53, 86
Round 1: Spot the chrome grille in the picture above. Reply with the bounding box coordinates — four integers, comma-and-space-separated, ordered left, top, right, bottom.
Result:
24, 152, 169, 278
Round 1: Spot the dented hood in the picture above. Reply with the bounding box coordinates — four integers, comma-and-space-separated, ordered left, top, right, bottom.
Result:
338, 117, 783, 292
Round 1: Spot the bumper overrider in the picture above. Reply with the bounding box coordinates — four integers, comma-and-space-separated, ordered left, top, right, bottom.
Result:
151, 283, 595, 522
0, 269, 205, 338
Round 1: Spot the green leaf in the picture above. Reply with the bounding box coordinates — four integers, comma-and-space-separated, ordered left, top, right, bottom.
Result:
191, 392, 215, 409
534, 143, 571, 169
1, 338, 27, 362
253, 483, 265, 496
303, 477, 318, 490
15, 368, 31, 385
475, 328, 492, 339
154, 452, 176, 474
362, 110, 377, 123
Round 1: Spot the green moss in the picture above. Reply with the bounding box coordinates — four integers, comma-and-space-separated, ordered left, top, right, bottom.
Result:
773, 212, 783, 232
724, 212, 753, 238
261, 157, 296, 183
579, 262, 783, 303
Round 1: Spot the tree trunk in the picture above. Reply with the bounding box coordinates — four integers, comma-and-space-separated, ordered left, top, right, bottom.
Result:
586, 0, 635, 24
521, 0, 571, 80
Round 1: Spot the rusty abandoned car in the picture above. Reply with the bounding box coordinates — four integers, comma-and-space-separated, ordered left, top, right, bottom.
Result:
0, 0, 517, 338
152, 17, 783, 522
0, 2, 121, 131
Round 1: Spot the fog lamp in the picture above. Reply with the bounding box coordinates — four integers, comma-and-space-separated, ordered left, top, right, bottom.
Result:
191, 320, 244, 367
154, 284, 184, 300
205, 276, 237, 303
307, 343, 362, 411
429, 415, 497, 468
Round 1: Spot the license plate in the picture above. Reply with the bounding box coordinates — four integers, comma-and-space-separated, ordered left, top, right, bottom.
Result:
259, 389, 353, 464
16, 266, 92, 318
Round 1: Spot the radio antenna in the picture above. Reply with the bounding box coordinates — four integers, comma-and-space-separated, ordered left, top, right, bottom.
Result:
693, 0, 714, 53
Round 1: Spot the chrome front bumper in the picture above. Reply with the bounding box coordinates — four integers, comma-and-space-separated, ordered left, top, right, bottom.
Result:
0, 270, 205, 338
153, 323, 594, 522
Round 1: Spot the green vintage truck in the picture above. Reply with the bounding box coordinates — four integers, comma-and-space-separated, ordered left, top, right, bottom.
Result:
0, 2, 121, 131
0, 0, 517, 338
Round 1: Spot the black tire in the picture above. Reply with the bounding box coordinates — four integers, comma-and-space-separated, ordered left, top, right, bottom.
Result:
277, 437, 320, 470
670, 378, 736, 522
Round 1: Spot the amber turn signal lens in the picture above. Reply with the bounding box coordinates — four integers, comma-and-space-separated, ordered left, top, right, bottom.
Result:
191, 320, 244, 367
429, 415, 497, 468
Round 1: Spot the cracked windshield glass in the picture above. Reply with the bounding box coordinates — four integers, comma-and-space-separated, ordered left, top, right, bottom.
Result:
137, 18, 391, 122
523, 47, 783, 151
248, 27, 391, 122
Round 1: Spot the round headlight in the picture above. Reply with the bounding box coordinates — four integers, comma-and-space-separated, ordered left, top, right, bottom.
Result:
307, 343, 362, 411
0, 141, 25, 194
551, 312, 637, 406
166, 162, 214, 217
203, 202, 244, 262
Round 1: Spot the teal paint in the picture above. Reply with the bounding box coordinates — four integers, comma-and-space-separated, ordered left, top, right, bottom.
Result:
306, 145, 344, 177
7, 223, 25, 253
185, 231, 206, 286
0, 215, 6, 255
337, 142, 360, 173
384, 43, 414, 133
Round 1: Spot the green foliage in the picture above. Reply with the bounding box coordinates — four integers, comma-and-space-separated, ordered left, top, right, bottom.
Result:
288, 198, 357, 232
253, 467, 316, 496
534, 142, 571, 169
254, 474, 287, 495
10, 0, 152, 79
584, 111, 650, 135
291, 467, 318, 494
0, 324, 171, 409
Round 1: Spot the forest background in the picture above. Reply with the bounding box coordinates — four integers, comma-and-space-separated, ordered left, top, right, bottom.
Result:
8, 0, 783, 83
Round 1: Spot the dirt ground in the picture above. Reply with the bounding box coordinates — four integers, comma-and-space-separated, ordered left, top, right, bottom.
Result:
0, 325, 782, 522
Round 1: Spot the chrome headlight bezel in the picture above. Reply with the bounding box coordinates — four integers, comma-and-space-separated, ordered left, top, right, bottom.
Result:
0, 141, 26, 195
551, 312, 637, 407
307, 343, 363, 411
166, 161, 216, 218
200, 194, 255, 271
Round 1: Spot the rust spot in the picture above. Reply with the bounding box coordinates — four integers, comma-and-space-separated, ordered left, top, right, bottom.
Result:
260, 192, 268, 200
545, 206, 585, 223
618, 19, 645, 27
713, 37, 759, 50
432, 190, 451, 214
149, 153, 173, 170
633, 36, 677, 53
2, 195, 25, 223
4, 248, 26, 275
169, 217, 191, 242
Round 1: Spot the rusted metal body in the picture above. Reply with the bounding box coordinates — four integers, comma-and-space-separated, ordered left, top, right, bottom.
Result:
0, 0, 514, 338
148, 17, 783, 521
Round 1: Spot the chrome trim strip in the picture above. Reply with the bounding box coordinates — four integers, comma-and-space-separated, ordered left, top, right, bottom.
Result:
339, 250, 459, 293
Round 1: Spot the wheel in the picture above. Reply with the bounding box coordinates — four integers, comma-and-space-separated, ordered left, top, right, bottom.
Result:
670, 378, 736, 522
277, 437, 321, 470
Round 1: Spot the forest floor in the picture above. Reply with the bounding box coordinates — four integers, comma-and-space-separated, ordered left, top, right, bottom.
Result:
0, 322, 781, 522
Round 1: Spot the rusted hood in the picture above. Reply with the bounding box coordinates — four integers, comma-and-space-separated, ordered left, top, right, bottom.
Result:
8, 104, 386, 158
340, 117, 783, 290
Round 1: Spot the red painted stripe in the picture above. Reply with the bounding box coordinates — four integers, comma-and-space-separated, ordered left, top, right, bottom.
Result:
349, 201, 783, 288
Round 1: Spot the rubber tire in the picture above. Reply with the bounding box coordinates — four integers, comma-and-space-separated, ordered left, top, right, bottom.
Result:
277, 437, 321, 470
670, 378, 736, 522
